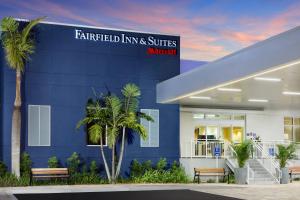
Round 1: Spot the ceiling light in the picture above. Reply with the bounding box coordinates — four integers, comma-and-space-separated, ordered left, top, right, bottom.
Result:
193, 114, 205, 119
282, 91, 300, 96
254, 77, 281, 82
248, 99, 269, 103
189, 96, 211, 100
217, 88, 242, 92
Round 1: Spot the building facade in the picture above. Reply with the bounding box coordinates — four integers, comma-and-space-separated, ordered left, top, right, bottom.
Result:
0, 21, 180, 176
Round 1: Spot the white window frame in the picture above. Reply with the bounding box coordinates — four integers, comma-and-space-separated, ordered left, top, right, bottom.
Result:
140, 109, 159, 148
28, 105, 51, 146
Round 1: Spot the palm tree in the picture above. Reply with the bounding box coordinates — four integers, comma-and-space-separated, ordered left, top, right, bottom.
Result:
115, 83, 153, 179
76, 97, 112, 182
1, 17, 44, 176
105, 95, 124, 183
77, 84, 153, 183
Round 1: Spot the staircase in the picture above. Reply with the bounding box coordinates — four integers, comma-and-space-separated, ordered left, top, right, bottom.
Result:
247, 159, 278, 184
225, 141, 281, 185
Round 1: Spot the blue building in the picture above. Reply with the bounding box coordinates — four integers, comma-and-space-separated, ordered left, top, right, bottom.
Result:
0, 20, 180, 176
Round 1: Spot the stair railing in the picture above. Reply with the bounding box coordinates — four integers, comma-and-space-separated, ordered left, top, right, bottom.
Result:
225, 142, 255, 184
247, 163, 255, 184
252, 141, 281, 184
225, 142, 238, 171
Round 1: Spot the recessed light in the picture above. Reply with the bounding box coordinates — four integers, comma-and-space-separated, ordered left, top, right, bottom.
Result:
193, 114, 205, 119
248, 99, 269, 103
189, 96, 211, 100
282, 91, 300, 96
254, 77, 281, 82
217, 88, 242, 92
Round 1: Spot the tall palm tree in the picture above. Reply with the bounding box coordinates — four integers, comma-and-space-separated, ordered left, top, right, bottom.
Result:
115, 83, 153, 179
105, 95, 124, 183
1, 17, 44, 176
76, 97, 112, 182
77, 84, 152, 183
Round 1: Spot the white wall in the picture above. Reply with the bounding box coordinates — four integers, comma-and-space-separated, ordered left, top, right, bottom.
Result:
180, 158, 226, 179
180, 108, 300, 157
246, 110, 300, 141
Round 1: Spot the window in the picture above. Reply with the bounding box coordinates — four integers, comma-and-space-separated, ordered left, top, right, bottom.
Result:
284, 117, 300, 142
140, 109, 159, 147
28, 105, 51, 146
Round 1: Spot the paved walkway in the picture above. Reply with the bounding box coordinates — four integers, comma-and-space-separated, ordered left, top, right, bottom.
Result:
1, 183, 300, 200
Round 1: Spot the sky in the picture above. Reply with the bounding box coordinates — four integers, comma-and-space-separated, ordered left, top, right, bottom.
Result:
0, 0, 300, 61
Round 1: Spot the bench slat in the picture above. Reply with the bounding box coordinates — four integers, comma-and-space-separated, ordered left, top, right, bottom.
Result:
32, 175, 70, 178
194, 168, 225, 174
31, 168, 68, 175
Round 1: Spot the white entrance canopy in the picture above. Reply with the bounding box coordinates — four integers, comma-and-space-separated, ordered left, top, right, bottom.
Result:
157, 27, 300, 110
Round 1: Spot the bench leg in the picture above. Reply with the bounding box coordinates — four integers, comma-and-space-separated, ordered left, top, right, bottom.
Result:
290, 173, 293, 183
227, 174, 230, 184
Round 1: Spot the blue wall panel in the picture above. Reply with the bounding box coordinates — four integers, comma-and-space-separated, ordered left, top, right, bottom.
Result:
1, 22, 180, 176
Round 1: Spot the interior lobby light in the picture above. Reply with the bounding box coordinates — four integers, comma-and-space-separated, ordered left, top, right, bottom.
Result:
254, 77, 281, 82
217, 88, 242, 92
248, 99, 269, 102
189, 96, 211, 100
282, 91, 300, 96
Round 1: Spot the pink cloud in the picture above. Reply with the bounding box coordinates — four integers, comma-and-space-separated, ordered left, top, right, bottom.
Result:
225, 2, 300, 47
94, 1, 228, 60
3, 0, 103, 27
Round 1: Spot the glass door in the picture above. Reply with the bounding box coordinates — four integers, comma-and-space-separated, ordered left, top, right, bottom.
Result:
232, 126, 244, 143
221, 127, 232, 142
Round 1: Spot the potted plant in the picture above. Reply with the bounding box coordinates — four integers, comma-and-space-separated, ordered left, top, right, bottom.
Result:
232, 140, 252, 184
276, 143, 296, 184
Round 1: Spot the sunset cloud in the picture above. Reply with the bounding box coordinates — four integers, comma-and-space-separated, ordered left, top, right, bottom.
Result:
1, 0, 300, 61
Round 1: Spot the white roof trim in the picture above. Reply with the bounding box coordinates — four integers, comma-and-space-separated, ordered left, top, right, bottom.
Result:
157, 26, 300, 103
14, 18, 180, 37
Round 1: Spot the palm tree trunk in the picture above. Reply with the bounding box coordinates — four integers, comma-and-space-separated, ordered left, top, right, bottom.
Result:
100, 133, 111, 183
11, 70, 21, 177
115, 126, 126, 178
111, 143, 115, 184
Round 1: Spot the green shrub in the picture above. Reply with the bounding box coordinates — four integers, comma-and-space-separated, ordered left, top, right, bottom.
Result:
130, 158, 190, 183
70, 172, 105, 184
90, 161, 98, 175
0, 173, 29, 187
48, 156, 59, 168
0, 161, 7, 177
130, 159, 143, 177
20, 152, 32, 177
67, 152, 81, 174
156, 158, 167, 171
142, 160, 152, 172
82, 164, 88, 174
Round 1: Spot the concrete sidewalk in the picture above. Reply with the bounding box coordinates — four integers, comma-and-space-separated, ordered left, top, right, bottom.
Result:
1, 183, 300, 200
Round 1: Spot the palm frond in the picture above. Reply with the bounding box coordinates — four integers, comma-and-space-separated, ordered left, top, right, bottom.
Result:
1, 17, 42, 71
137, 111, 154, 122
88, 124, 103, 144
22, 17, 45, 43
122, 83, 140, 113
76, 117, 92, 129
1, 17, 18, 33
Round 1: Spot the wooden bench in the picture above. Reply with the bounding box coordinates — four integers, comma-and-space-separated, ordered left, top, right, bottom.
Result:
194, 168, 229, 184
30, 168, 70, 185
289, 166, 300, 182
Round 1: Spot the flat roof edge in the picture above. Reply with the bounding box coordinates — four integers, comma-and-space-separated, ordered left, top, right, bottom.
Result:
157, 26, 300, 103
14, 18, 180, 37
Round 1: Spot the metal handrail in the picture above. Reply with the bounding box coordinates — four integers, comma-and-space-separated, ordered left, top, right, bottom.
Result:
247, 163, 255, 184
252, 141, 281, 183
